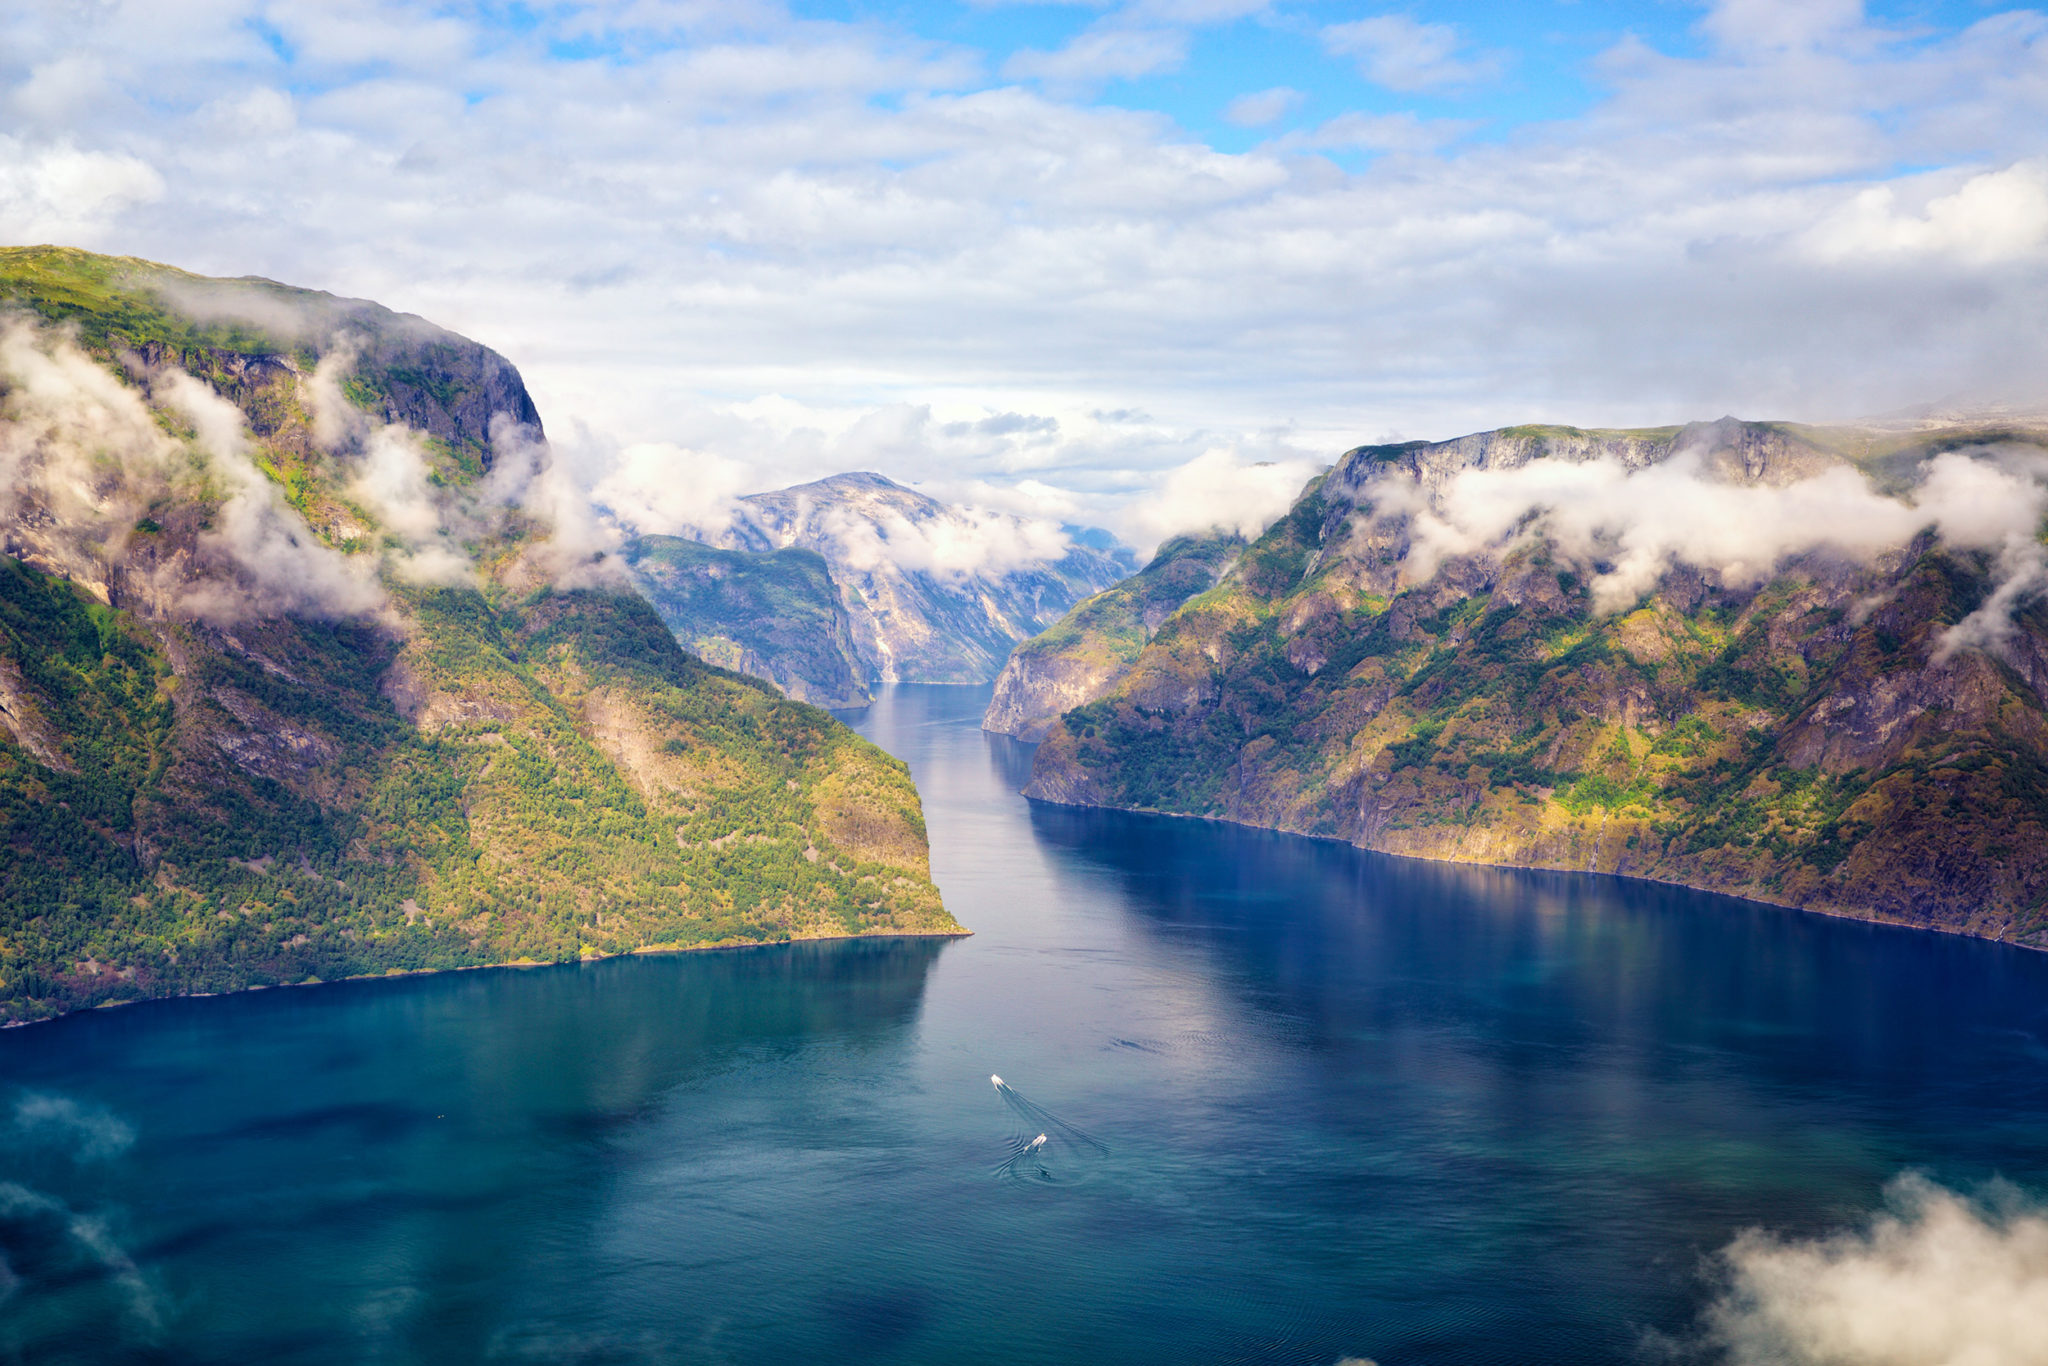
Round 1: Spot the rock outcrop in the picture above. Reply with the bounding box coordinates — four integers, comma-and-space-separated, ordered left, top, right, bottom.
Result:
625, 536, 870, 709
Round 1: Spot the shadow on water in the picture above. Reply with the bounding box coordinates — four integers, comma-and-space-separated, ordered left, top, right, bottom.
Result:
1024, 800, 2048, 1119
0, 938, 951, 1366
9, 682, 2048, 1366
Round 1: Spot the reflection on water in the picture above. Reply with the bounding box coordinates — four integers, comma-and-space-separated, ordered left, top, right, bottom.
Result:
1, 683, 2046, 1366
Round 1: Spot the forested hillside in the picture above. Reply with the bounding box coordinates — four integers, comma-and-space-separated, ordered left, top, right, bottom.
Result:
1028, 419, 2048, 946
0, 247, 956, 1023
984, 529, 1244, 741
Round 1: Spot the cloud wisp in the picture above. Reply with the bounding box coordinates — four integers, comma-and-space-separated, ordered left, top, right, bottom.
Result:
0, 313, 619, 626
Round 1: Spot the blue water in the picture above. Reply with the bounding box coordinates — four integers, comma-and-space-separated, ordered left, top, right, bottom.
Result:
4, 684, 2048, 1364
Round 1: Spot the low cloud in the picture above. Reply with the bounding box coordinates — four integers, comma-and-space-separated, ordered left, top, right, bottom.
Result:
581, 393, 1323, 567
0, 314, 619, 625
11, 1093, 134, 1163
1380, 444, 2048, 620
0, 315, 388, 625
154, 369, 387, 620
587, 435, 755, 542
1119, 447, 1321, 551
1702, 1174, 2048, 1366
488, 415, 627, 590
817, 501, 1072, 582
0, 315, 180, 585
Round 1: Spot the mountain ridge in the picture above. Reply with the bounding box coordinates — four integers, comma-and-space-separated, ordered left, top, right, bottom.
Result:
0, 246, 959, 1023
1023, 415, 2048, 947
627, 470, 1131, 700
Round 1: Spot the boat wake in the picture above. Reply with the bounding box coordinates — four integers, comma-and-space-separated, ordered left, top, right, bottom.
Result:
989, 1075, 1107, 1184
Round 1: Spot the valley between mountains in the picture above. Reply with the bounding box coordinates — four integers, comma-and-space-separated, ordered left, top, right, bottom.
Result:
7, 244, 2048, 1026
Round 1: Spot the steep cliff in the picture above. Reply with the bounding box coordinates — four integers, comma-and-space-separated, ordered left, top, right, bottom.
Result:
0, 247, 957, 1023
984, 530, 1243, 741
624, 536, 870, 709
697, 472, 1130, 685
1027, 417, 2048, 946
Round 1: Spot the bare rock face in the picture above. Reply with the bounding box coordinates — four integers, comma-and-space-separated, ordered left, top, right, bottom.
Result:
624, 536, 871, 709
1026, 415, 2048, 948
697, 472, 1131, 686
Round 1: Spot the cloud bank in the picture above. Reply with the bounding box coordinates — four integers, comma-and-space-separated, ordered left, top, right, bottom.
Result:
1704, 1175, 2048, 1366
1376, 445, 2048, 628
2, 0, 2044, 536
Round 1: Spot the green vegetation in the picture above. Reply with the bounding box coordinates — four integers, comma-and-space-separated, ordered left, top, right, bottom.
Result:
0, 249, 955, 1023
985, 529, 1245, 740
0, 244, 533, 466
625, 536, 869, 708
1030, 423, 2048, 945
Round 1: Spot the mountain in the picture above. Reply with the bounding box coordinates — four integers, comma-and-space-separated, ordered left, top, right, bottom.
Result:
1025, 417, 2048, 948
983, 529, 1244, 742
624, 536, 871, 709
0, 246, 957, 1024
659, 472, 1130, 688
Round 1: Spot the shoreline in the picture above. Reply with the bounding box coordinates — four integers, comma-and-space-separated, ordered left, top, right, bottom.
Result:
1025, 792, 2048, 957
1, 926, 973, 1031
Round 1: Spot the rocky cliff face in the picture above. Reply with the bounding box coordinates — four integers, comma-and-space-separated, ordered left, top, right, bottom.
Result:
624, 536, 870, 709
0, 247, 957, 1023
696, 472, 1130, 685
984, 530, 1243, 741
1027, 418, 2048, 947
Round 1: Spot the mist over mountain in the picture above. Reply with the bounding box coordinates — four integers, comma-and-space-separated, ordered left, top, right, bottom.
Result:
619, 471, 1132, 699
0, 247, 955, 1023
1025, 415, 2048, 946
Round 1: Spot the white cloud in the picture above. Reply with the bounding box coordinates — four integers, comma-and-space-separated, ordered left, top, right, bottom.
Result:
0, 139, 162, 242
155, 369, 389, 620
1279, 110, 1468, 154
1705, 1174, 2048, 1366
1003, 25, 1189, 87
1378, 442, 2048, 621
589, 437, 757, 539
0, 0, 2042, 528
1801, 162, 2048, 265
1119, 446, 1319, 550
1223, 86, 1301, 128
1321, 15, 1501, 93
1700, 0, 1871, 57
818, 501, 1072, 580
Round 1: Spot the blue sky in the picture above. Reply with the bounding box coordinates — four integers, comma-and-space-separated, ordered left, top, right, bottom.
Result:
0, 0, 2044, 540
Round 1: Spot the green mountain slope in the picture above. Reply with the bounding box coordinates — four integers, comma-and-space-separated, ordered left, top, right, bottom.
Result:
0, 247, 956, 1023
983, 530, 1244, 741
1026, 419, 2048, 946
624, 535, 870, 709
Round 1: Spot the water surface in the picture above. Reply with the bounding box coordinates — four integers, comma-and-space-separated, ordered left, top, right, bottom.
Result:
4, 684, 2047, 1364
